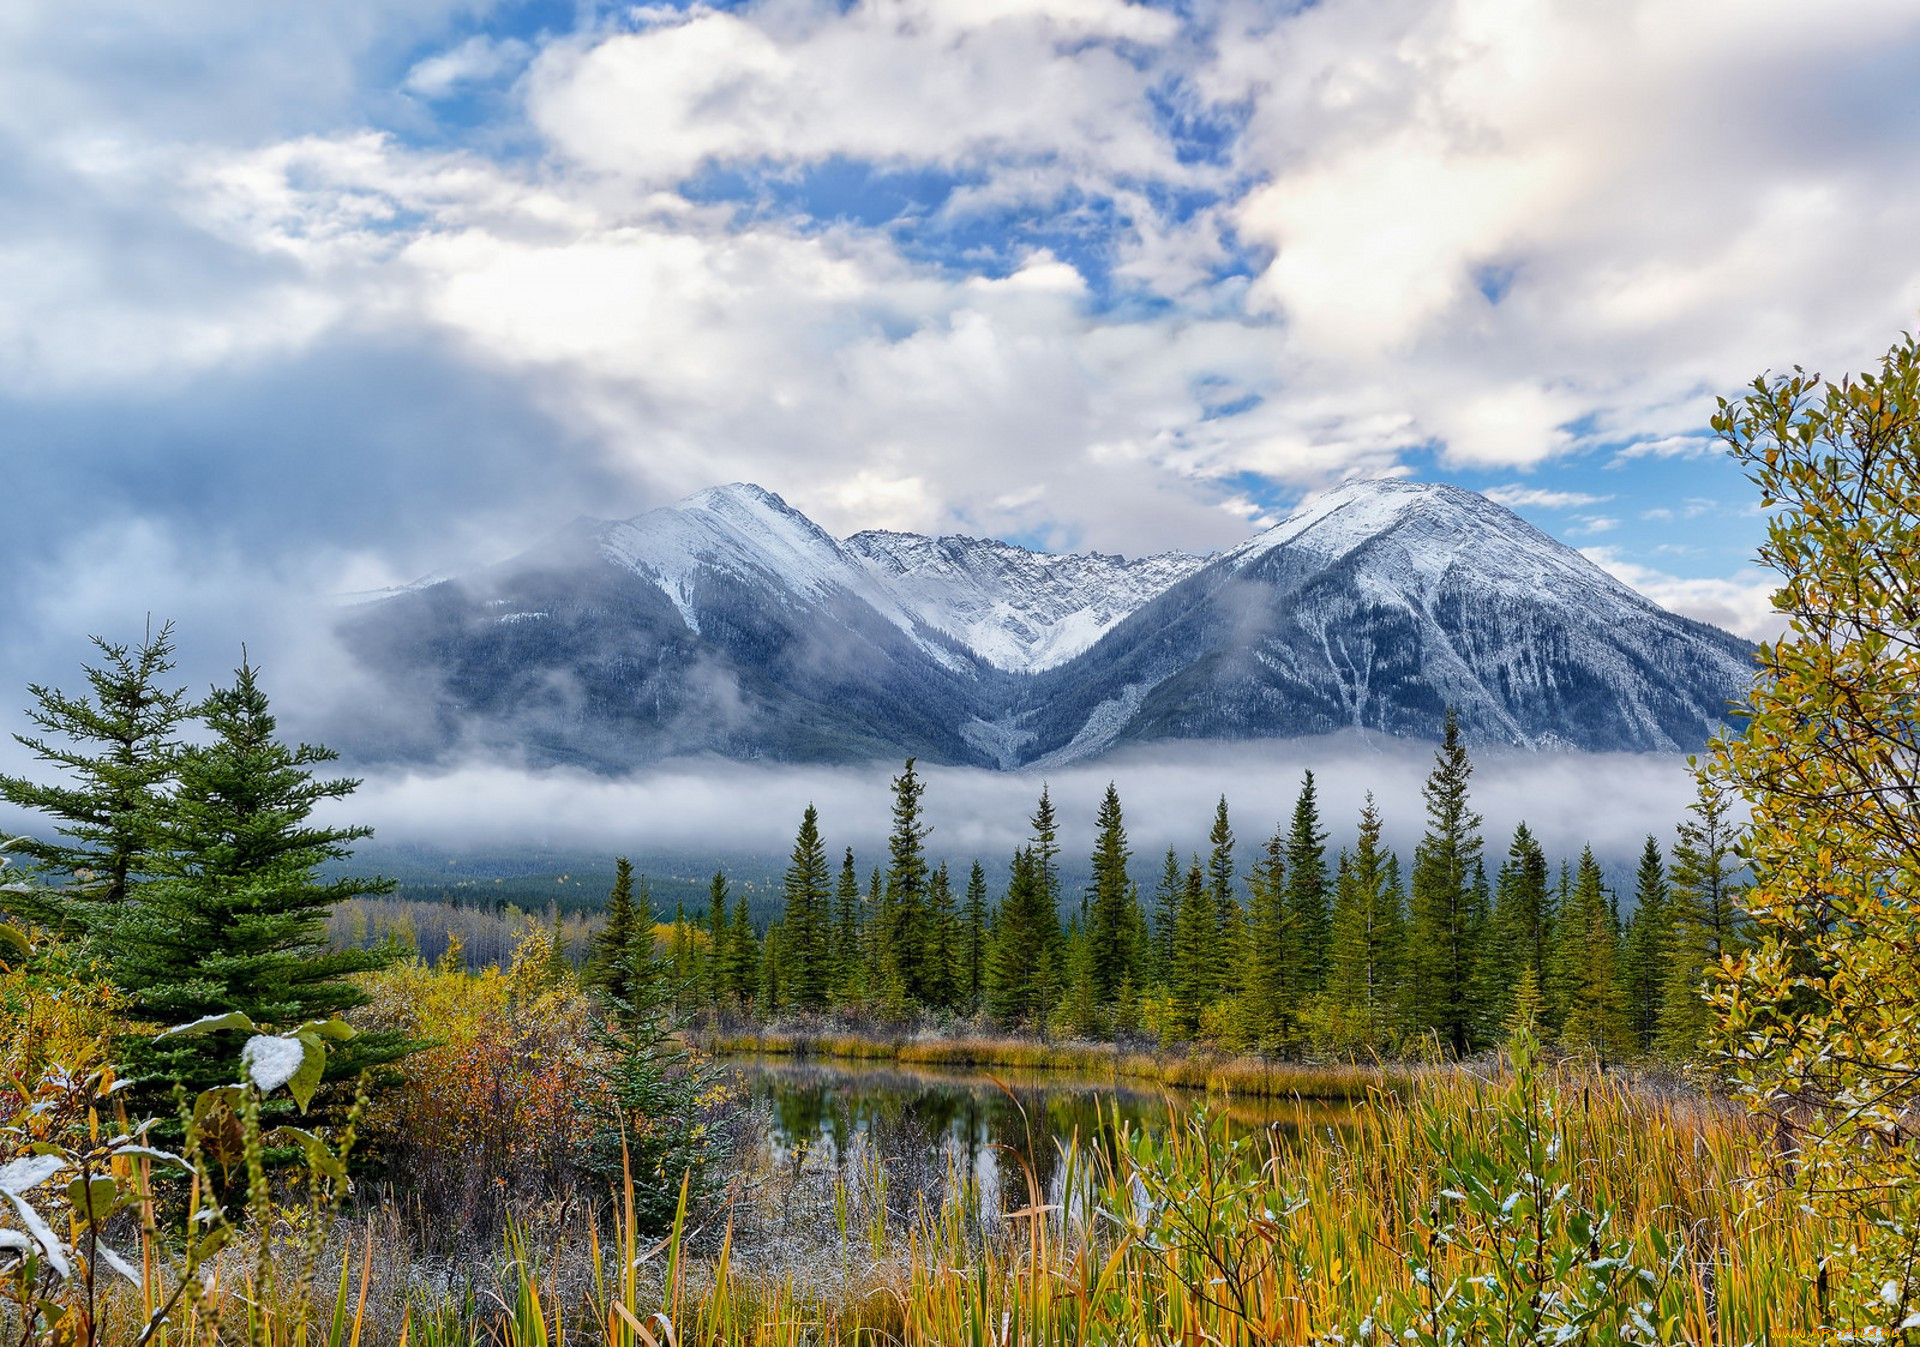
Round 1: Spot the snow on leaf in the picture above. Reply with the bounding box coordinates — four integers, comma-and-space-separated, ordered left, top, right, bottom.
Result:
240, 1035, 309, 1094
1, 1192, 70, 1279
0, 1154, 63, 1196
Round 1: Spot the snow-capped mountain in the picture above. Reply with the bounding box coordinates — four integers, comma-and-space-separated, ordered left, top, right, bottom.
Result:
338, 480, 1755, 770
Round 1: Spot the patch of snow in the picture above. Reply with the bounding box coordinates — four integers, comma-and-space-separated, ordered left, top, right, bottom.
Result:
241, 1035, 308, 1093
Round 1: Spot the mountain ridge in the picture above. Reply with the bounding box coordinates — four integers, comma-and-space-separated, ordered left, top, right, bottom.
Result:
337, 480, 1754, 771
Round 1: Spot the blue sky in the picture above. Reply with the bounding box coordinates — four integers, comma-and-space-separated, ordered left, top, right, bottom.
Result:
6, 0, 1920, 721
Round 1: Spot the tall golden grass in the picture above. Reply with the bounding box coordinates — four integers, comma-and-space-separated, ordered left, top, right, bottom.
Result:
24, 1040, 1823, 1344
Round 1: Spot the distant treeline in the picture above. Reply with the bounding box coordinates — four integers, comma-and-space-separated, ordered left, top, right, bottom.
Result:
557, 710, 1744, 1063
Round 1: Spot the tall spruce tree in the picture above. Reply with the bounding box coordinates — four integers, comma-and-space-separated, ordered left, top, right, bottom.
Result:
1488, 823, 1553, 1035
925, 861, 958, 1010
106, 657, 407, 1104
961, 860, 989, 1011
0, 623, 192, 935
1621, 835, 1670, 1054
1407, 708, 1487, 1055
726, 890, 760, 1005
1327, 794, 1404, 1045
1657, 777, 1746, 1060
780, 804, 832, 1010
882, 759, 932, 1006
834, 848, 863, 1006
1559, 846, 1631, 1062
1240, 829, 1288, 1044
1029, 784, 1060, 925
1085, 783, 1137, 1003
988, 846, 1059, 1027
1206, 797, 1240, 996
1172, 856, 1214, 1035
588, 858, 643, 1005
1283, 772, 1330, 994
706, 871, 729, 1008
1151, 847, 1182, 983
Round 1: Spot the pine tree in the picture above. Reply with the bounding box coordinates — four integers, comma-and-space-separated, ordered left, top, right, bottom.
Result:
588, 858, 643, 1006
1206, 797, 1240, 997
1061, 915, 1100, 1037
1621, 835, 1669, 1054
988, 847, 1059, 1028
925, 861, 958, 1011
781, 804, 832, 1010
1172, 855, 1214, 1035
105, 657, 407, 1107
1656, 777, 1746, 1061
882, 759, 932, 1006
1559, 846, 1631, 1063
544, 905, 571, 985
1407, 708, 1487, 1055
0, 622, 192, 934
1284, 771, 1330, 993
726, 890, 760, 1005
1240, 829, 1288, 1043
706, 871, 729, 1009
1085, 783, 1137, 1003
1151, 847, 1182, 983
961, 860, 989, 1011
1327, 793, 1404, 1045
834, 848, 864, 1006
760, 922, 783, 1015
1488, 823, 1553, 1035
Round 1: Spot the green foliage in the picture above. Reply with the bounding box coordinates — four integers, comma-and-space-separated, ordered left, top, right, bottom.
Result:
1084, 782, 1137, 1004
1407, 708, 1488, 1055
1710, 330, 1920, 1335
1327, 794, 1404, 1047
779, 805, 831, 1010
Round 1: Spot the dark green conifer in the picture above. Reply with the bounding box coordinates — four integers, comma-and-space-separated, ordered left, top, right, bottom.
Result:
1407, 708, 1487, 1055
1327, 793, 1403, 1045
780, 804, 832, 1010
961, 860, 989, 1010
1621, 834, 1669, 1054
1085, 783, 1137, 1003
1283, 771, 1330, 993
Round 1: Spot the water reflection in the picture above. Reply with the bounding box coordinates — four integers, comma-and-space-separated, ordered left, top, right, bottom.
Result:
723, 1054, 1355, 1227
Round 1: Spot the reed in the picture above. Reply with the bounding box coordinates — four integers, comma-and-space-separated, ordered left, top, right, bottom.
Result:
11, 1031, 1824, 1344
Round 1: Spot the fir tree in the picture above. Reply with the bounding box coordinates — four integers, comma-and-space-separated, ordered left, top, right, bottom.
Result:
1172, 856, 1214, 1035
588, 858, 643, 1006
1407, 708, 1487, 1055
1488, 823, 1552, 1034
1085, 783, 1137, 1003
925, 861, 958, 1011
544, 905, 571, 985
961, 860, 989, 1010
1283, 771, 1330, 993
0, 622, 192, 934
760, 922, 783, 1015
1621, 835, 1670, 1054
988, 847, 1060, 1028
1327, 793, 1404, 1045
1656, 777, 1746, 1060
705, 871, 728, 1009
1239, 829, 1288, 1044
1029, 784, 1061, 927
1206, 796, 1240, 996
1559, 846, 1631, 1063
105, 657, 407, 1107
726, 890, 760, 1005
668, 900, 696, 1014
780, 804, 832, 1010
882, 759, 932, 1006
834, 848, 863, 1006
1151, 847, 1182, 983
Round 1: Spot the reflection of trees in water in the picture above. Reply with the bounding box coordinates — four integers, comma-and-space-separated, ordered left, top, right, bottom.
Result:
737, 1060, 1334, 1226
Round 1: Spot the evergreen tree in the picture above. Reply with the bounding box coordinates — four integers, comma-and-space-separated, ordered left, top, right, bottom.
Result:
1172, 856, 1214, 1035
961, 860, 989, 1011
705, 871, 729, 1009
105, 658, 407, 1106
1656, 777, 1746, 1060
1559, 846, 1631, 1062
1488, 823, 1553, 1035
834, 848, 864, 1006
1085, 783, 1137, 1003
0, 622, 192, 934
544, 905, 571, 985
1060, 915, 1100, 1037
760, 921, 783, 1015
882, 759, 932, 1006
1151, 847, 1182, 983
1206, 797, 1240, 996
1327, 793, 1404, 1045
1621, 835, 1670, 1054
925, 861, 958, 1010
780, 804, 832, 1010
726, 890, 760, 1005
1029, 784, 1061, 927
1407, 708, 1487, 1055
588, 858, 643, 1005
1283, 771, 1331, 993
1240, 829, 1288, 1043
988, 846, 1060, 1028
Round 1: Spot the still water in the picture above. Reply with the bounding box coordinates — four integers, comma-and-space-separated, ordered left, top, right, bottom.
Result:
721, 1054, 1357, 1222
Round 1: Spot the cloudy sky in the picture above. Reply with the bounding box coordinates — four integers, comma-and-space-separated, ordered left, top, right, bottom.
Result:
7, 0, 1920, 733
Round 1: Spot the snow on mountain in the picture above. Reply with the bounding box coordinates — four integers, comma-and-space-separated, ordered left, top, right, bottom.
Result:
843, 530, 1207, 673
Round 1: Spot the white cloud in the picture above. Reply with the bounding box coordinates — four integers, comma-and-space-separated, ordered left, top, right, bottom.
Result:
402, 35, 531, 100
1582, 547, 1783, 641
1485, 485, 1611, 510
